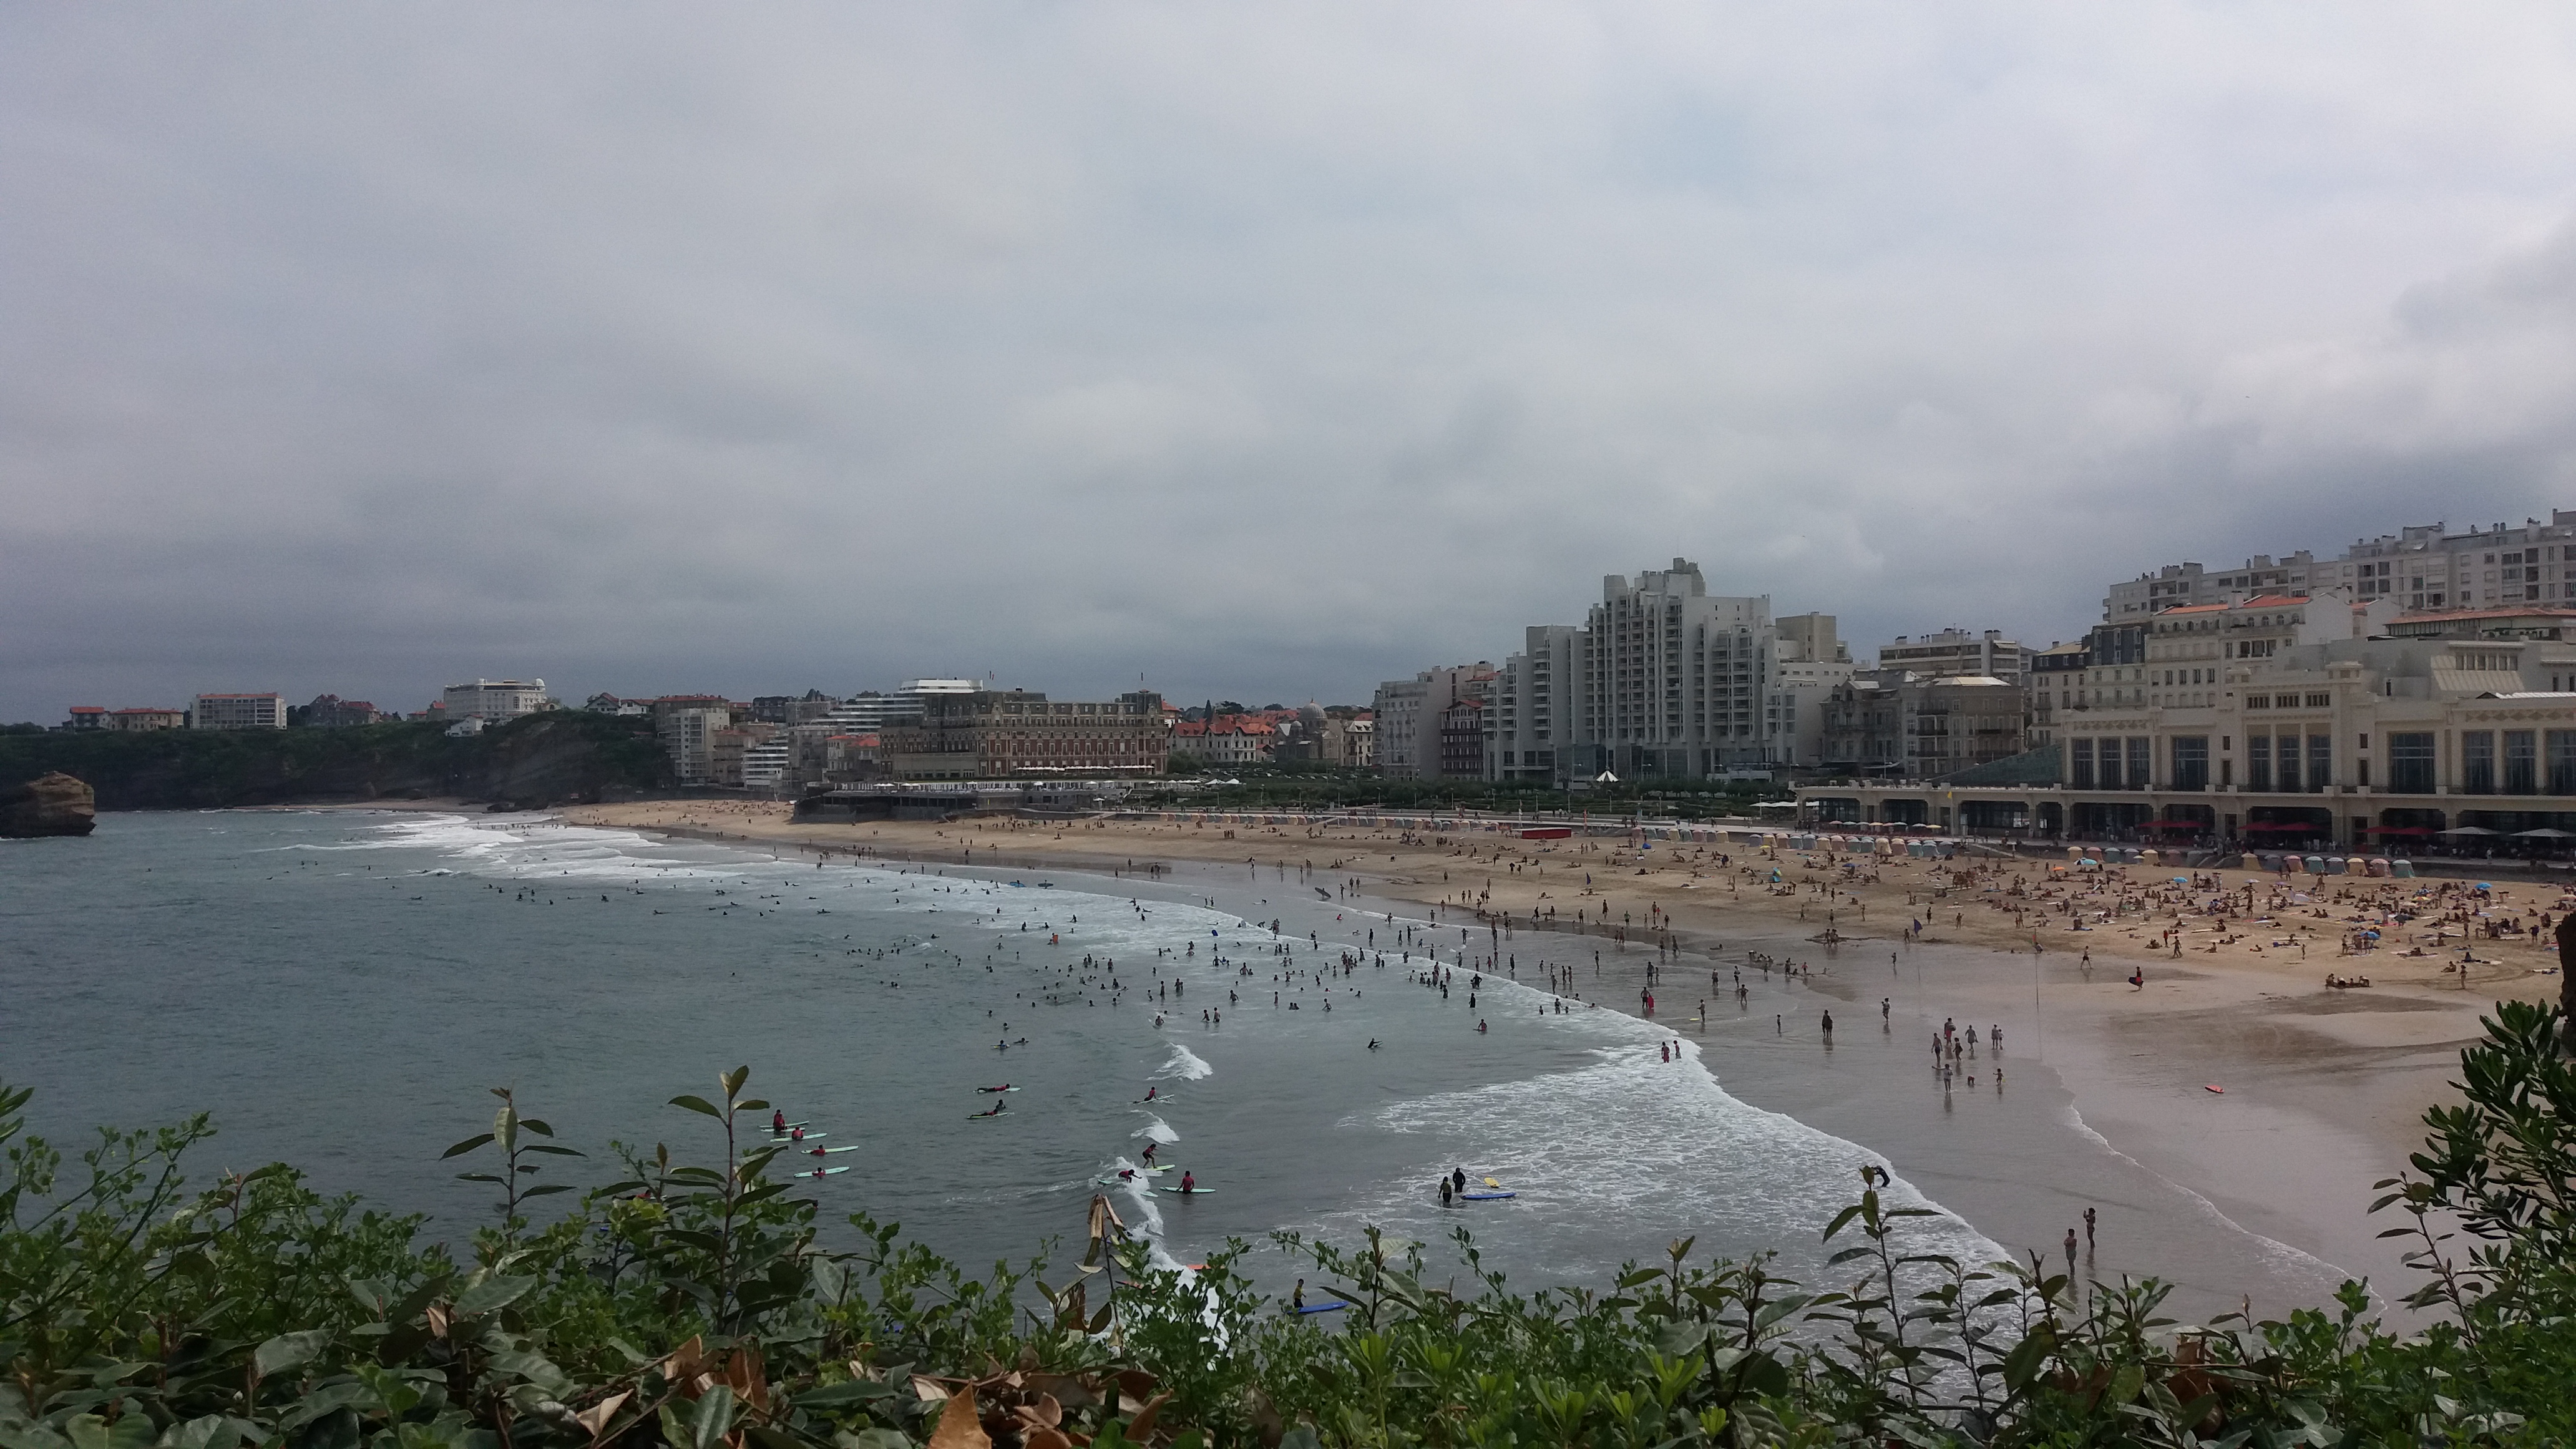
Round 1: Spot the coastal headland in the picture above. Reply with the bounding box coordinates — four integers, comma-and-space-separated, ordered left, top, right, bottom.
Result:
558, 798, 2562, 1309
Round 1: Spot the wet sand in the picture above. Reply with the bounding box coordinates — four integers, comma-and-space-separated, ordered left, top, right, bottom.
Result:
560, 800, 2562, 1316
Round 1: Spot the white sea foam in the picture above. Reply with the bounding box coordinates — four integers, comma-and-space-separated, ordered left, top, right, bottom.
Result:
1134, 1116, 1179, 1144
1317, 968, 2007, 1286
1153, 1045, 1213, 1081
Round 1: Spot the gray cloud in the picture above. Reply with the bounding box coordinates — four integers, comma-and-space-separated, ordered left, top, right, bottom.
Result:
8, 4, 2576, 720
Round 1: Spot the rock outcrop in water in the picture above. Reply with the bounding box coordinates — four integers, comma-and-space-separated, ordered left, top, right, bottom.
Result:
0, 771, 97, 837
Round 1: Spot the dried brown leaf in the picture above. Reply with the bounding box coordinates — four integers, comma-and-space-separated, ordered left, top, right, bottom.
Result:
1023, 1430, 1072, 1449
573, 1391, 631, 1444
913, 1375, 955, 1403
661, 1337, 708, 1392
724, 1345, 770, 1412
928, 1387, 992, 1449
1125, 1392, 1171, 1446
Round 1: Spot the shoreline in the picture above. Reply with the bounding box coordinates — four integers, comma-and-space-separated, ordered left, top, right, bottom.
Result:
549, 800, 2564, 1313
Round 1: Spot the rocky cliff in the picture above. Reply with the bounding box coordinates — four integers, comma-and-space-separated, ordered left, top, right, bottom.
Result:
0, 714, 670, 812
0, 772, 97, 837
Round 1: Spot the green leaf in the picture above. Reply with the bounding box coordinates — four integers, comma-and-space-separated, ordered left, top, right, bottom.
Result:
254, 1329, 333, 1378
832, 1432, 910, 1449
793, 1381, 899, 1410
155, 1418, 246, 1449
1, 1420, 74, 1449
439, 1135, 495, 1159
64, 1415, 154, 1449
1821, 1203, 1865, 1241
680, 1388, 738, 1449
669, 1095, 724, 1119
453, 1275, 536, 1317
522, 1144, 583, 1157
519, 1184, 575, 1198
454, 1173, 504, 1186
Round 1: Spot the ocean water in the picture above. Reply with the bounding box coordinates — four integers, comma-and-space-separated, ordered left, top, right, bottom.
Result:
0, 809, 2006, 1297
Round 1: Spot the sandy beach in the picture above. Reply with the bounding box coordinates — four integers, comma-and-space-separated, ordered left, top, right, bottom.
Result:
556, 798, 2565, 1311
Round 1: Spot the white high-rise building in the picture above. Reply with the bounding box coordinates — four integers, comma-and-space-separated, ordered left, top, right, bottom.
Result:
1485, 560, 1855, 784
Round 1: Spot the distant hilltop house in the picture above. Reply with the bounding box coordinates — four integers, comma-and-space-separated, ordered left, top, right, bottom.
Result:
56, 705, 183, 733
187, 693, 286, 730
441, 679, 553, 723
288, 695, 388, 728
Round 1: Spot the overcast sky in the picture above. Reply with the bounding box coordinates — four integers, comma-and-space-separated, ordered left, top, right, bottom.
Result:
9, 5, 2576, 720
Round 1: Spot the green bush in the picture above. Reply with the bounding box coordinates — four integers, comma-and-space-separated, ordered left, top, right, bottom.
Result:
7, 1010, 2575, 1449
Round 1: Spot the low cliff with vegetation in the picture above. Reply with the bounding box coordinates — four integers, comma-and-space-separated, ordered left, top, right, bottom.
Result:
0, 712, 669, 811
4, 1005, 2574, 1449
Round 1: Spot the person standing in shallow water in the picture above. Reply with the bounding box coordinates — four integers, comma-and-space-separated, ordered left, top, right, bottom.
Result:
2559, 912, 2576, 1051
2063, 1227, 2079, 1274
1820, 1010, 1833, 1040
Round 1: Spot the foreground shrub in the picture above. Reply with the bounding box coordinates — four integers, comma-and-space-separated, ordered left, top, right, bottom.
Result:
6, 1009, 2575, 1448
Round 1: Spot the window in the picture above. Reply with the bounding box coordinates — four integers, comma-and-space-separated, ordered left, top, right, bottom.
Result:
2277, 734, 2300, 792
2549, 731, 2576, 795
2172, 736, 2209, 790
2248, 734, 2271, 791
2073, 737, 2097, 789
2246, 695, 2270, 709
2308, 734, 2332, 792
2127, 737, 2152, 791
2305, 693, 2332, 708
2507, 730, 2538, 794
2462, 731, 2496, 794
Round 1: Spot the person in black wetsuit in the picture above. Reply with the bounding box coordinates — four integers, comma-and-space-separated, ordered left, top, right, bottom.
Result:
1451, 1167, 1467, 1195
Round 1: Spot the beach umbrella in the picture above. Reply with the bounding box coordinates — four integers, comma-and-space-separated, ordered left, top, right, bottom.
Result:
2514, 827, 2576, 838
2437, 826, 2497, 836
